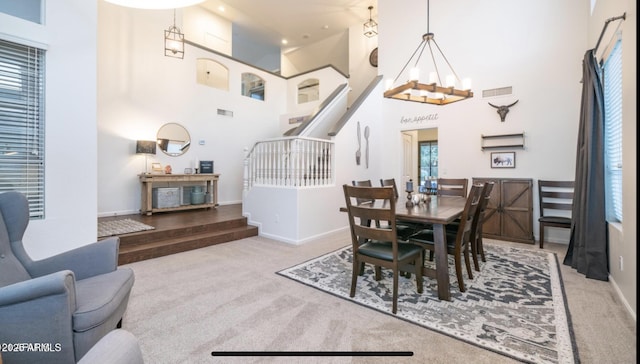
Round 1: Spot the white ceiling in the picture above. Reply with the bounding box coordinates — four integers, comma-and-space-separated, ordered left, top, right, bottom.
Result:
199, 0, 378, 51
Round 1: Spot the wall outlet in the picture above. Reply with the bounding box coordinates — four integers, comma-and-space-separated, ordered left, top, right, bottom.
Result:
619, 256, 623, 271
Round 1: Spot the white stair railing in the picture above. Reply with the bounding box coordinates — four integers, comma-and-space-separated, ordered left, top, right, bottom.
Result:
244, 137, 334, 190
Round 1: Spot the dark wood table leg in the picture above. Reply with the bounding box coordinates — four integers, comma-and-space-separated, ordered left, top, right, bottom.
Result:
433, 223, 451, 301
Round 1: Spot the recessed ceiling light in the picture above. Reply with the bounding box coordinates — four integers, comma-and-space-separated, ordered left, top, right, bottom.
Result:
103, 0, 206, 9
218, 6, 225, 12
322, 25, 329, 30
281, 39, 288, 45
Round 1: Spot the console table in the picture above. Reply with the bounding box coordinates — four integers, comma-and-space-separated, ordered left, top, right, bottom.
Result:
139, 173, 219, 215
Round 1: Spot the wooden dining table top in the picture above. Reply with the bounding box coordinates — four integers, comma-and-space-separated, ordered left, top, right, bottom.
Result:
341, 195, 467, 225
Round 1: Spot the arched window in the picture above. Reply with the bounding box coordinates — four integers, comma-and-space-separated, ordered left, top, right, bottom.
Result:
297, 78, 319, 104
241, 73, 265, 100
196, 58, 228, 90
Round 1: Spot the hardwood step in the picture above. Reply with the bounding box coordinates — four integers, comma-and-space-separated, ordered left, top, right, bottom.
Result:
118, 225, 258, 265
118, 217, 250, 247
98, 204, 258, 265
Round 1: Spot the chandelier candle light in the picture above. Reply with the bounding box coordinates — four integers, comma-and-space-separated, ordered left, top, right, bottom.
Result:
384, 0, 473, 105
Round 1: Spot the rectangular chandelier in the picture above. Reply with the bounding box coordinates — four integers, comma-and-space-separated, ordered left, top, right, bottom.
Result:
384, 1, 473, 106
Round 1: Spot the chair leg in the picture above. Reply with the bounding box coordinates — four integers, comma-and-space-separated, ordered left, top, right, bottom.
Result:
415, 254, 424, 294
463, 246, 473, 280
454, 255, 466, 292
350, 258, 359, 298
374, 266, 382, 281
392, 269, 399, 314
539, 225, 545, 249
470, 234, 480, 271
478, 235, 486, 262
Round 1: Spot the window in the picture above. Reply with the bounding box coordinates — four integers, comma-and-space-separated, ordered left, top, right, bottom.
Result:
0, 38, 45, 219
241, 73, 265, 101
297, 78, 319, 104
602, 39, 623, 222
419, 140, 438, 192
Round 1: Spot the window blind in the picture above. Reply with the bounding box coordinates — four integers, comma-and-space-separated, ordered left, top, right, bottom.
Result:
0, 38, 45, 219
603, 39, 623, 222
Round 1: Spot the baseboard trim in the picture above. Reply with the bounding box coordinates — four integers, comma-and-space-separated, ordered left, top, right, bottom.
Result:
609, 275, 637, 321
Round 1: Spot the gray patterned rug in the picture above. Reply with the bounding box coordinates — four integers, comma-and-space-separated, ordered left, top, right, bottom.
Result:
277, 244, 577, 364
98, 218, 155, 238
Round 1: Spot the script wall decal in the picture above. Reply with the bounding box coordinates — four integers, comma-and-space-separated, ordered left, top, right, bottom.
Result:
400, 113, 439, 125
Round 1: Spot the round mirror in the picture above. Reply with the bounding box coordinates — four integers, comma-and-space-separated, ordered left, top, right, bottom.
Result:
157, 123, 191, 156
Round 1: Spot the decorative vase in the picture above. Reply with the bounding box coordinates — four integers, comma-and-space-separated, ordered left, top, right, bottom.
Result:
190, 186, 205, 204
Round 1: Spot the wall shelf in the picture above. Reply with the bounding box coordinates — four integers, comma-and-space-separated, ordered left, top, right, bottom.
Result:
481, 132, 525, 151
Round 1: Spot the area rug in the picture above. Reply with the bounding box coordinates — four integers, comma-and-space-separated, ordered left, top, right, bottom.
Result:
98, 219, 155, 238
277, 244, 578, 364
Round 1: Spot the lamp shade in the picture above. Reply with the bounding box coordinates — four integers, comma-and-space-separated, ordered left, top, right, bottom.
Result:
136, 140, 157, 155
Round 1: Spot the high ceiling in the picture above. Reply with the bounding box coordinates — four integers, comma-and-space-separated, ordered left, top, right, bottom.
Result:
199, 0, 377, 51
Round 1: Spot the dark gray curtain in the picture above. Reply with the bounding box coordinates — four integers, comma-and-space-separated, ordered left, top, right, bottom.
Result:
563, 49, 609, 281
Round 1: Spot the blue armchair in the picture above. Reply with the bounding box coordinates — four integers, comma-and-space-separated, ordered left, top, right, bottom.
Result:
0, 191, 135, 363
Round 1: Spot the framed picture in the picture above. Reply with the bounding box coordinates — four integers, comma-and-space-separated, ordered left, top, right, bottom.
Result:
199, 160, 214, 174
490, 152, 516, 168
151, 163, 163, 173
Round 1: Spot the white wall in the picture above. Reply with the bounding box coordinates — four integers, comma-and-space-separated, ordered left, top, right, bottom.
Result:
377, 0, 587, 245
280, 31, 349, 77
0, 1, 98, 259
590, 0, 636, 317
347, 22, 378, 107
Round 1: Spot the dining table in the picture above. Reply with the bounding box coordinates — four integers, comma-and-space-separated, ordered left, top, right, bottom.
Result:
341, 194, 467, 301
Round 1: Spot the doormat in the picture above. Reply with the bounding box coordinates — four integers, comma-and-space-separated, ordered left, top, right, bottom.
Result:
277, 244, 578, 364
98, 219, 155, 238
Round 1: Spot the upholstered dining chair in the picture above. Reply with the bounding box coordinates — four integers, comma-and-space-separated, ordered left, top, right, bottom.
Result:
437, 178, 469, 198
407, 184, 485, 292
343, 184, 424, 314
0, 191, 135, 364
537, 180, 574, 248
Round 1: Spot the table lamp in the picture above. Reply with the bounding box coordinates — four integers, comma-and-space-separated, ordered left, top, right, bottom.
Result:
136, 140, 157, 174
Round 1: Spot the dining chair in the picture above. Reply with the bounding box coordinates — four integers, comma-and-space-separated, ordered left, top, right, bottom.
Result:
352, 179, 373, 206
407, 184, 485, 292
537, 180, 574, 249
343, 184, 424, 314
379, 178, 419, 239
437, 178, 468, 198
470, 181, 495, 269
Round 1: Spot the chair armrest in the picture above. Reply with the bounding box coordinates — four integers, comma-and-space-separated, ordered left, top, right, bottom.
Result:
0, 270, 75, 306
27, 237, 119, 281
0, 271, 77, 363
77, 329, 144, 364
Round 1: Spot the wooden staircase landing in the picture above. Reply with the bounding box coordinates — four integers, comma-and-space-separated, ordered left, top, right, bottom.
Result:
99, 204, 258, 265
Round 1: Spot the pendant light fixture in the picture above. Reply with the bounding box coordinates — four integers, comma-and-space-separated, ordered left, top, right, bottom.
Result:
383, 0, 473, 105
363, 6, 378, 38
164, 9, 184, 59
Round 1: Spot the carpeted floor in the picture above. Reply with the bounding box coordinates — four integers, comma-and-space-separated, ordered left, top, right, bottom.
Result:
98, 219, 155, 238
121, 231, 636, 364
278, 244, 576, 364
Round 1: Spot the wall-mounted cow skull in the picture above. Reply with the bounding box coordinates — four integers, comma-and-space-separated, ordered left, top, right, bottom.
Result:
488, 100, 519, 122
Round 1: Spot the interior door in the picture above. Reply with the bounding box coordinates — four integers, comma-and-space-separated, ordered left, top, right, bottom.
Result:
402, 133, 413, 187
